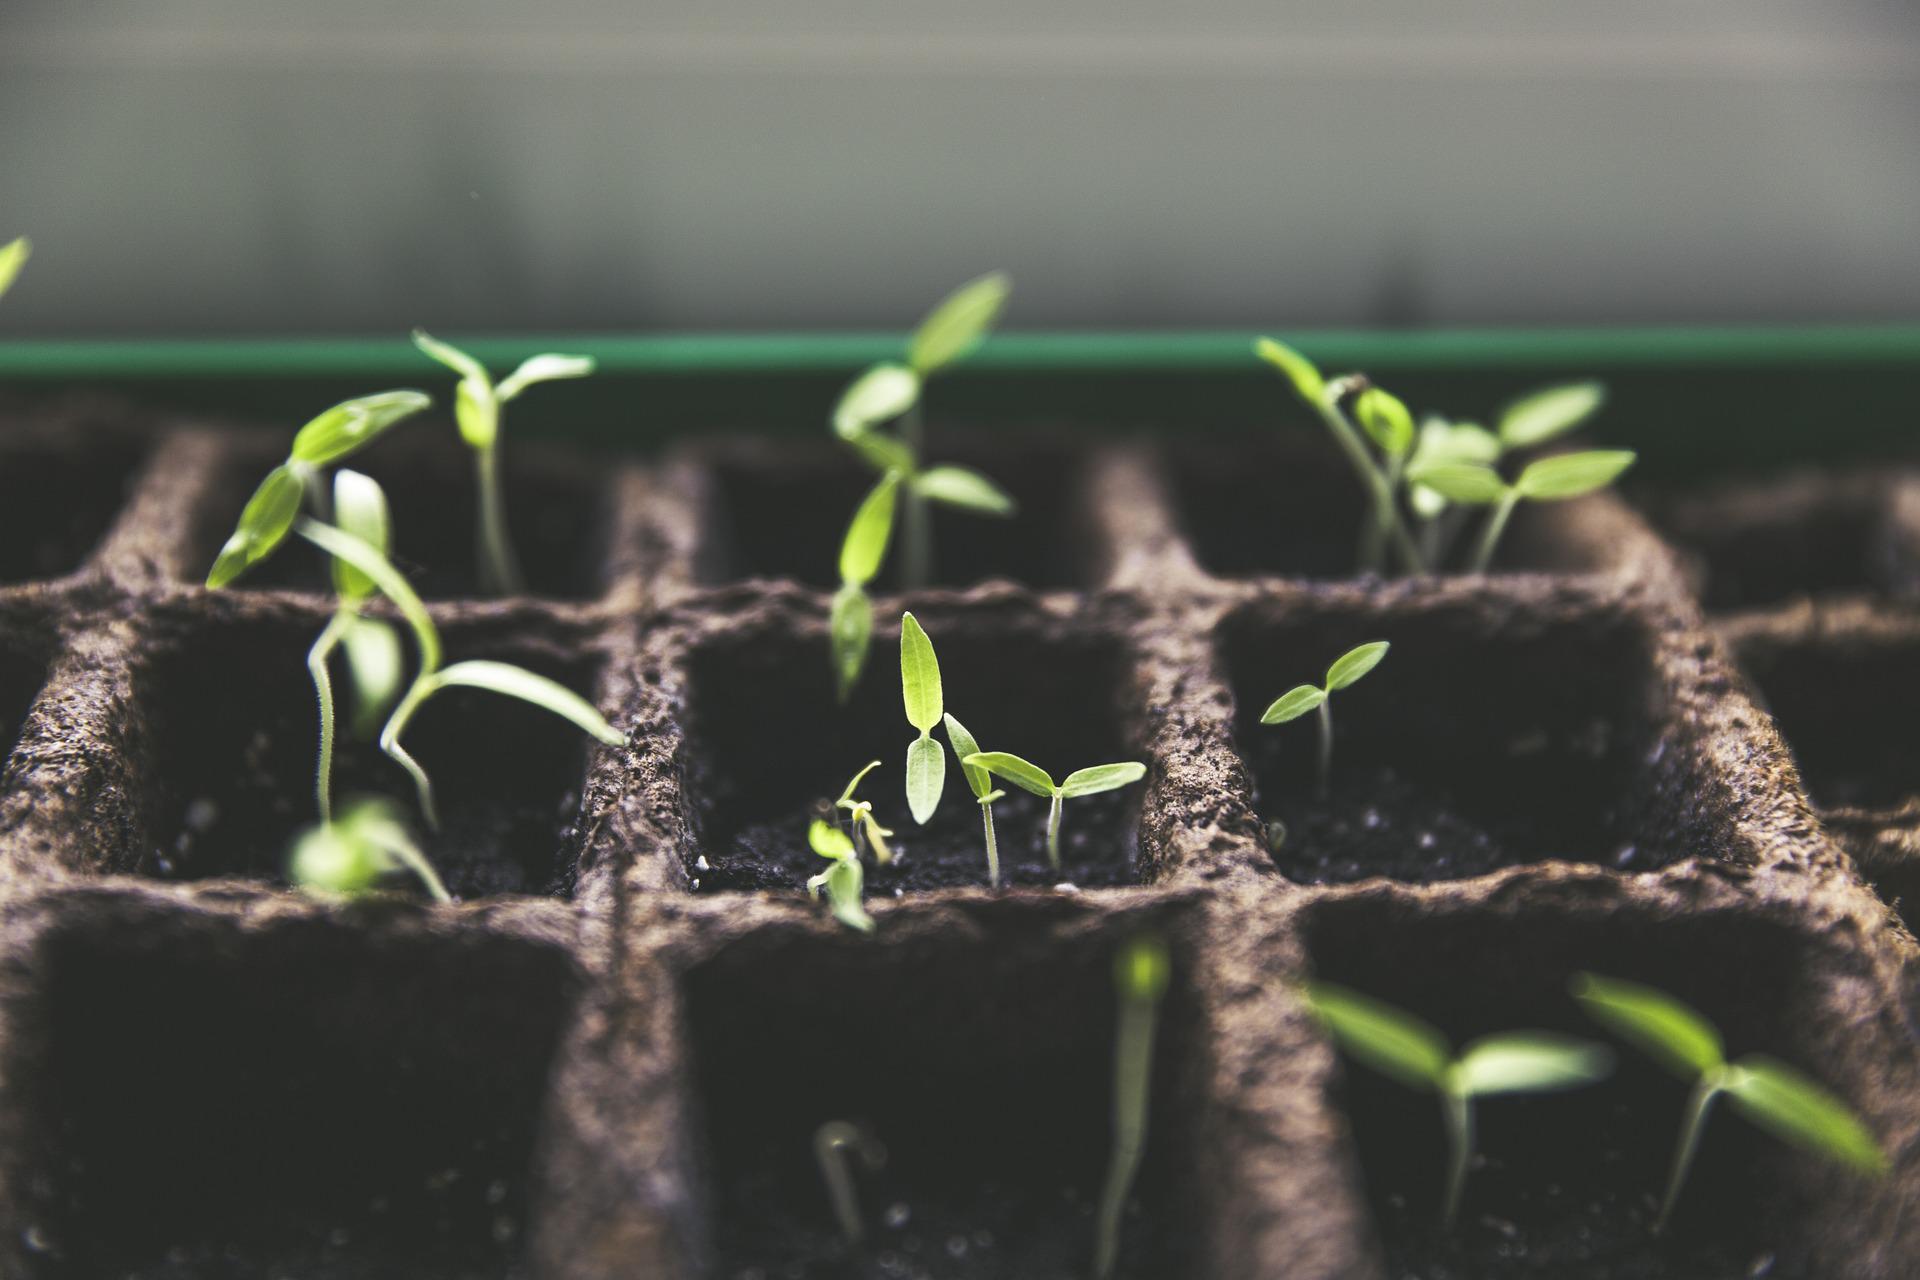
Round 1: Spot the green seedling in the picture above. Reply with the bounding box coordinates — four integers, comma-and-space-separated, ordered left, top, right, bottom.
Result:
1093, 932, 1171, 1280
1305, 981, 1614, 1227
412, 330, 594, 596
835, 760, 895, 865
1410, 449, 1637, 574
289, 795, 450, 903
1261, 641, 1389, 801
962, 752, 1147, 874
899, 612, 947, 824
814, 1119, 886, 1245
0, 236, 29, 301
828, 275, 1015, 693
1572, 973, 1885, 1232
807, 819, 875, 933
942, 713, 1006, 887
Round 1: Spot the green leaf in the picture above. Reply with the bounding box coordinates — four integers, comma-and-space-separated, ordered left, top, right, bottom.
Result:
809, 817, 856, 860
825, 856, 875, 933
0, 236, 29, 300
839, 472, 901, 586
1059, 762, 1147, 798
1302, 982, 1450, 1091
963, 751, 1055, 798
428, 659, 624, 746
1325, 641, 1389, 691
913, 466, 1015, 516
289, 817, 384, 897
1724, 1057, 1886, 1174
1415, 419, 1501, 468
340, 616, 404, 737
290, 390, 433, 466
496, 353, 594, 402
207, 464, 306, 587
342, 796, 451, 902
837, 759, 883, 806
844, 429, 916, 474
411, 329, 490, 385
1514, 450, 1636, 501
833, 364, 920, 440
294, 518, 442, 674
1570, 973, 1724, 1079
1406, 462, 1508, 506
1115, 933, 1171, 1002
908, 271, 1010, 374
330, 470, 390, 602
943, 713, 992, 800
1500, 382, 1606, 451
899, 612, 943, 733
1453, 1033, 1614, 1097
1355, 388, 1414, 457
906, 734, 946, 824
452, 376, 499, 450
1254, 337, 1325, 403
1261, 685, 1326, 725
830, 582, 873, 703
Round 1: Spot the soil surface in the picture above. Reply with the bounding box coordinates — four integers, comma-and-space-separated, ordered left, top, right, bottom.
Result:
0, 442, 146, 583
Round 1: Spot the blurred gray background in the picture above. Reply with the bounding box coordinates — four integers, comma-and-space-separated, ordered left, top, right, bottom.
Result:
3, 1, 1919, 336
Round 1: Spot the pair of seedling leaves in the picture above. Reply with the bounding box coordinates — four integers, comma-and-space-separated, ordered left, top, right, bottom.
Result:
1257, 338, 1635, 575
830, 273, 1016, 700
1262, 640, 1389, 801
1307, 974, 1883, 1232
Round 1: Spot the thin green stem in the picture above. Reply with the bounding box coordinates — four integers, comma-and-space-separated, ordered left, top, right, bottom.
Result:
380, 677, 441, 831
1357, 452, 1407, 574
900, 403, 932, 589
1470, 490, 1521, 574
981, 799, 1000, 888
1046, 790, 1064, 872
1311, 397, 1424, 575
307, 611, 352, 824
814, 1121, 882, 1246
1656, 1075, 1723, 1234
475, 443, 525, 596
1316, 698, 1334, 801
1441, 1086, 1474, 1228
1093, 984, 1161, 1279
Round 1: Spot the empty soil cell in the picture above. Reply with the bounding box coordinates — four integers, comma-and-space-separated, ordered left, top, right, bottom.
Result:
4, 898, 575, 1279
679, 606, 1147, 893
1648, 469, 1920, 612
1304, 891, 1881, 1278
684, 908, 1201, 1278
196, 434, 611, 601
1219, 592, 1719, 885
1168, 435, 1627, 581
125, 606, 605, 897
0, 410, 149, 583
689, 438, 1102, 590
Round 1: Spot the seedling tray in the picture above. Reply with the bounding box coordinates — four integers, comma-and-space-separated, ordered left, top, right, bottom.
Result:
0, 327, 1917, 1280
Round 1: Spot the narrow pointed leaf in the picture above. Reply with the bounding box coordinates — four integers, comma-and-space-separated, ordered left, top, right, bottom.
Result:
899, 612, 943, 732
1514, 450, 1636, 501
1325, 641, 1389, 691
1571, 973, 1724, 1078
1724, 1057, 1886, 1174
1406, 462, 1508, 506
1261, 685, 1326, 725
411, 329, 490, 384
913, 466, 1015, 516
208, 464, 306, 587
1454, 1033, 1614, 1097
1059, 762, 1147, 798
837, 759, 883, 807
1302, 982, 1449, 1091
496, 353, 594, 402
0, 236, 29, 300
943, 713, 992, 800
330, 469, 391, 602
833, 364, 920, 439
1356, 388, 1414, 457
1500, 382, 1606, 450
290, 390, 433, 466
906, 734, 946, 824
839, 472, 901, 586
809, 818, 856, 860
844, 429, 916, 474
427, 659, 624, 746
1254, 337, 1325, 403
830, 582, 873, 702
825, 857, 875, 932
908, 271, 1010, 374
295, 518, 442, 672
964, 751, 1055, 798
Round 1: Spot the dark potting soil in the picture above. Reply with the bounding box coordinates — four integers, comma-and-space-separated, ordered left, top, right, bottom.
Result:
1734, 638, 1920, 813
0, 443, 146, 583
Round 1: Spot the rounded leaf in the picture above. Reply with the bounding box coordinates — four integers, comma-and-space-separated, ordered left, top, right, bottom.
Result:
809, 817, 856, 860
943, 713, 992, 800
963, 751, 1055, 798
899, 612, 943, 733
207, 464, 305, 587
830, 583, 874, 702
906, 734, 946, 825
1254, 337, 1325, 403
1514, 450, 1636, 501
908, 272, 1010, 374
1406, 461, 1507, 506
833, 364, 920, 440
289, 819, 386, 897
1570, 972, 1724, 1079
1059, 762, 1147, 798
913, 466, 1015, 516
1261, 684, 1326, 725
330, 470, 391, 602
290, 390, 432, 465
1453, 1033, 1614, 1098
839, 472, 901, 586
452, 376, 499, 450
1115, 932, 1171, 1003
1325, 641, 1389, 691
1724, 1056, 1886, 1174
1499, 381, 1606, 450
1303, 982, 1450, 1091
1355, 388, 1414, 457
0, 236, 29, 300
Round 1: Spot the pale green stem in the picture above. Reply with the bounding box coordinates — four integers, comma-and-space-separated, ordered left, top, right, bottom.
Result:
1316, 697, 1334, 801
1358, 452, 1407, 575
900, 403, 932, 589
1470, 490, 1522, 575
1656, 1075, 1723, 1234
981, 799, 1000, 888
1441, 1086, 1474, 1228
307, 611, 352, 824
1046, 790, 1064, 872
1093, 974, 1163, 1279
1417, 514, 1443, 572
380, 677, 441, 831
475, 443, 525, 596
1311, 397, 1425, 576
814, 1121, 881, 1246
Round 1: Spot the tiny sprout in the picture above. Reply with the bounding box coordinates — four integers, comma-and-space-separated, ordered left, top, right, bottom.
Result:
814, 1119, 886, 1246
1093, 932, 1171, 1280
807, 819, 874, 933
412, 330, 594, 595
0, 236, 29, 301
1409, 449, 1637, 574
831, 471, 900, 703
835, 760, 895, 865
289, 795, 450, 903
1261, 641, 1388, 801
899, 612, 947, 825
1305, 981, 1613, 1227
1572, 973, 1885, 1232
961, 752, 1146, 874
942, 713, 1006, 887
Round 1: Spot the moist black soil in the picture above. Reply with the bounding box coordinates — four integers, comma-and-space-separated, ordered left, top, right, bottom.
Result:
1732, 634, 1920, 812
0, 444, 145, 582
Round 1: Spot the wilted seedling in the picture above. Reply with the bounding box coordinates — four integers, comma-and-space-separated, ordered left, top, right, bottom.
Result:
814, 1119, 886, 1246
1572, 973, 1885, 1233
807, 819, 875, 934
962, 752, 1146, 874
899, 612, 947, 825
412, 330, 594, 596
1305, 981, 1614, 1227
0, 236, 29, 301
1410, 449, 1637, 574
1261, 641, 1389, 801
288, 795, 450, 903
831, 471, 900, 702
942, 713, 1007, 888
1093, 932, 1171, 1280
834, 760, 895, 865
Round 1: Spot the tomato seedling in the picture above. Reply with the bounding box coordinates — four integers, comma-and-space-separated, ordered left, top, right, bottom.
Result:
961, 752, 1147, 873
813, 1119, 886, 1245
807, 818, 874, 934
1093, 932, 1172, 1280
1260, 641, 1389, 801
834, 760, 895, 865
941, 713, 1006, 887
289, 795, 450, 903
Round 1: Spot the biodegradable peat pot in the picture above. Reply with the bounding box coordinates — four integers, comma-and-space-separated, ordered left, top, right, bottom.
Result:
0, 399, 1915, 1280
